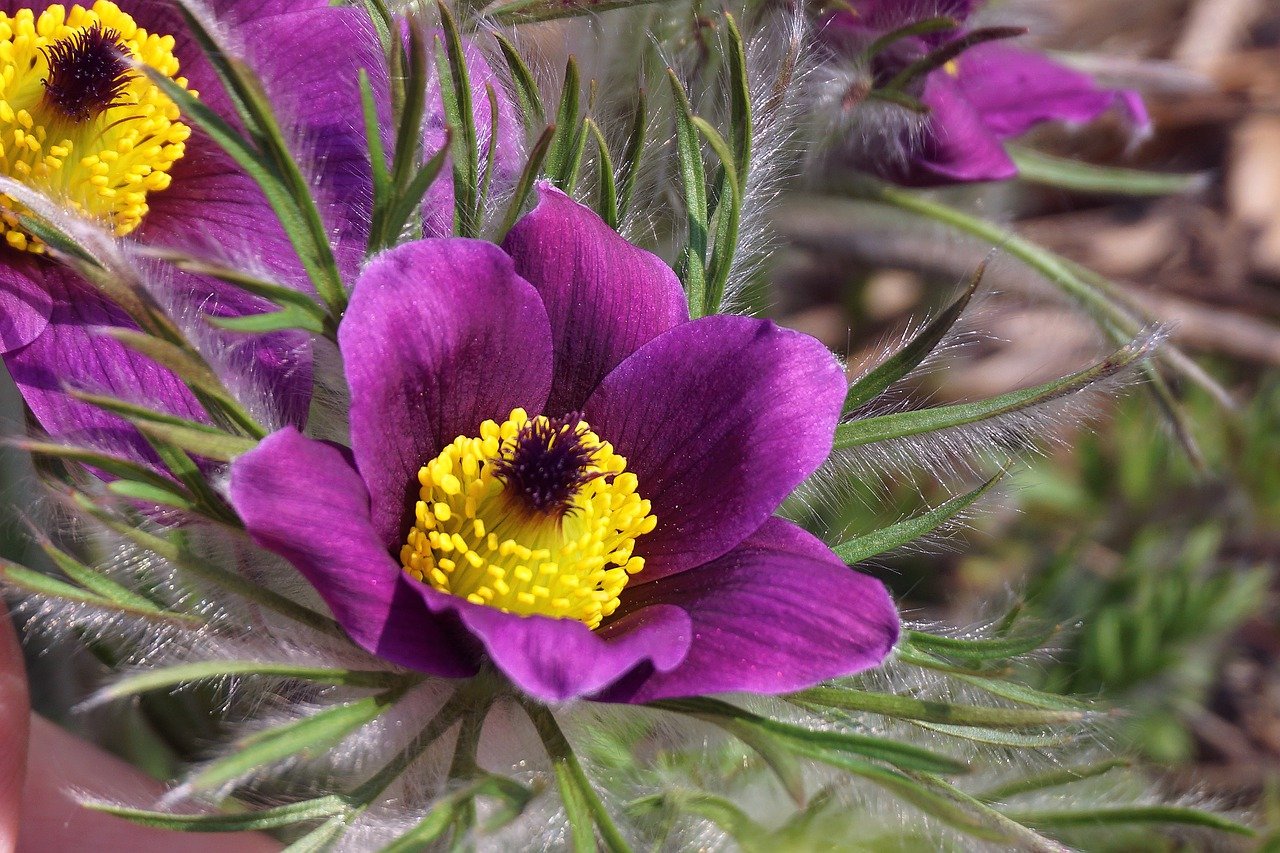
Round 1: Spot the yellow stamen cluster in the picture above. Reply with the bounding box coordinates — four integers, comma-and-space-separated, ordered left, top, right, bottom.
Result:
0, 2, 191, 252
401, 409, 656, 629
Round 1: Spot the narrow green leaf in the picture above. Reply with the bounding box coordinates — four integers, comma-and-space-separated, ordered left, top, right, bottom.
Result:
616, 88, 646, 224
723, 14, 751, 187
524, 701, 633, 853
493, 33, 546, 130
649, 792, 767, 848
834, 337, 1151, 450
360, 68, 392, 249
140, 248, 330, 321
1009, 146, 1206, 196
486, 0, 673, 25
864, 16, 959, 60
496, 124, 555, 240
15, 440, 193, 500
791, 685, 1090, 729
480, 83, 503, 205
84, 796, 349, 832
545, 58, 581, 188
1006, 806, 1255, 836
695, 117, 741, 316
434, 6, 480, 237
905, 628, 1057, 662
911, 720, 1080, 748
587, 119, 619, 229
833, 475, 999, 564
379, 137, 451, 248
280, 814, 350, 852
105, 481, 198, 511
656, 697, 968, 775
884, 26, 1026, 90
844, 262, 983, 413
101, 661, 404, 701
976, 758, 1130, 803
204, 307, 326, 335
189, 686, 409, 793
72, 496, 344, 639
130, 421, 257, 463
379, 775, 533, 852
35, 535, 165, 613
0, 559, 199, 624
668, 69, 707, 316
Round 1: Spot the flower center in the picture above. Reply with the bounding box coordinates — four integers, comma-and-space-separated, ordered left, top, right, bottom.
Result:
0, 2, 192, 253
401, 408, 656, 629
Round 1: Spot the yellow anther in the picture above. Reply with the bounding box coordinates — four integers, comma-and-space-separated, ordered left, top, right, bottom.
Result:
399, 409, 655, 629
0, 3, 191, 253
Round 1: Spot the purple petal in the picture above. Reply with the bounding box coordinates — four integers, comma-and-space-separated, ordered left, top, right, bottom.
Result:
895, 70, 1018, 185
415, 591, 691, 702
502, 185, 689, 414
422, 37, 524, 239
2, 272, 205, 461
142, 5, 387, 284
229, 427, 478, 678
341, 239, 553, 549
0, 254, 52, 354
957, 43, 1150, 139
601, 518, 900, 703
583, 315, 846, 582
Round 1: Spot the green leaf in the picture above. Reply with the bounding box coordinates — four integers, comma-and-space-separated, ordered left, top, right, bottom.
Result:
104, 481, 198, 511
16, 440, 193, 502
588, 119, 619, 229
100, 661, 405, 701
668, 69, 708, 317
656, 697, 968, 775
34, 534, 166, 613
432, 9, 479, 238
833, 475, 999, 564
863, 16, 960, 60
0, 559, 199, 624
73, 496, 344, 639
844, 262, 983, 413
143, 14, 346, 318
976, 758, 1130, 803
791, 685, 1090, 729
910, 720, 1080, 748
486, 0, 673, 25
1005, 806, 1255, 836
204, 307, 326, 335
378, 774, 534, 852
131, 420, 257, 464
524, 701, 633, 853
905, 628, 1058, 662
615, 88, 647, 225
833, 337, 1151, 450
1009, 146, 1206, 196
723, 14, 751, 190
496, 124, 556, 240
140, 248, 330, 325
84, 796, 349, 832
380, 139, 451, 247
493, 33, 546, 129
280, 815, 350, 852
188, 686, 409, 793
545, 58, 581, 189
695, 116, 741, 316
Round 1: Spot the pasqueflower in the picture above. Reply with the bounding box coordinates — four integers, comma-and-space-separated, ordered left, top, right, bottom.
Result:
230, 186, 899, 703
0, 0, 389, 448
824, 0, 1149, 185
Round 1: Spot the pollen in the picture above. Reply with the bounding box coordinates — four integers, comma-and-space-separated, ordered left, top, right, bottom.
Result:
400, 408, 657, 629
0, 3, 192, 253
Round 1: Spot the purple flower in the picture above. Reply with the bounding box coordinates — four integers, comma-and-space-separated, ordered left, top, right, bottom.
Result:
229, 185, 899, 703
824, 2, 1149, 185
0, 0, 391, 454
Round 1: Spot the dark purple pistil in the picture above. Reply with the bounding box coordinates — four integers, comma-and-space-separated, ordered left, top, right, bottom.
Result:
492, 413, 601, 516
41, 24, 131, 123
